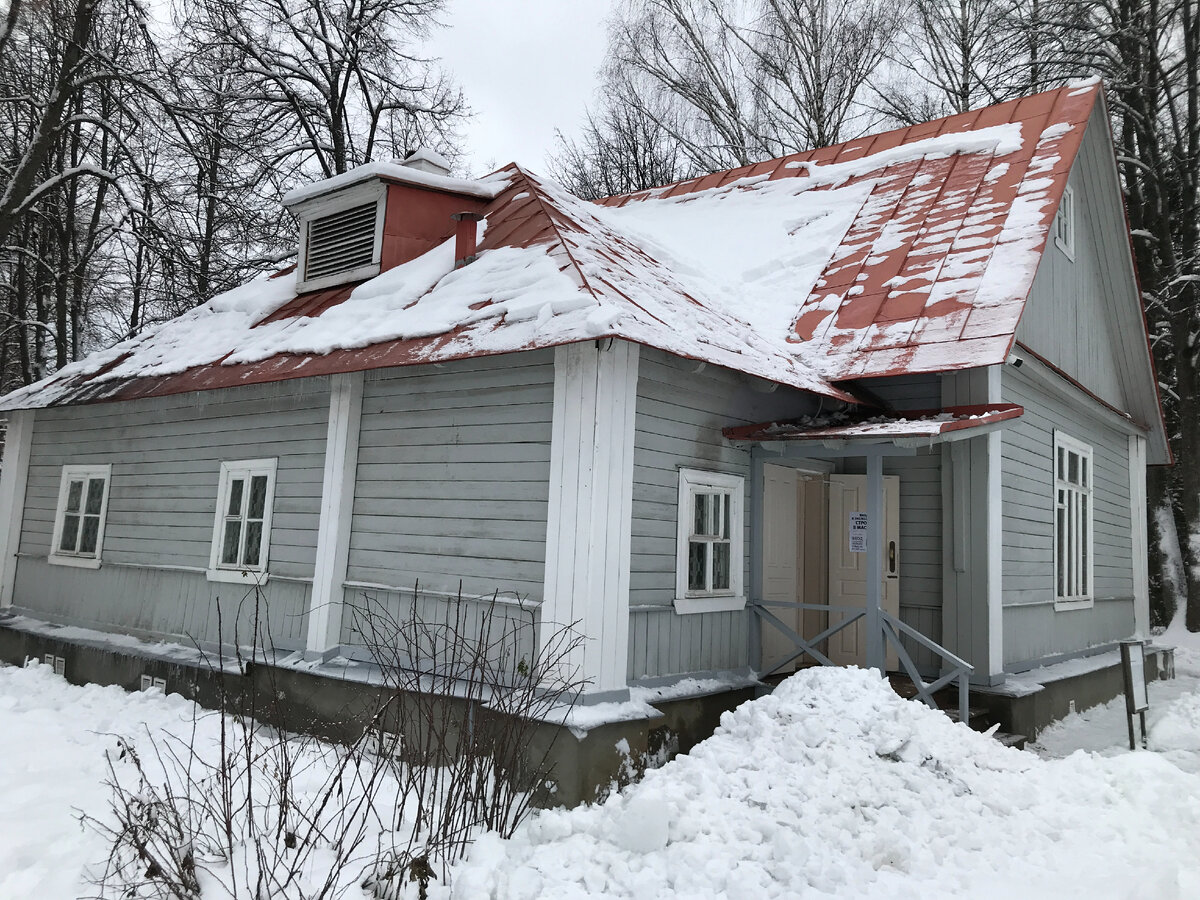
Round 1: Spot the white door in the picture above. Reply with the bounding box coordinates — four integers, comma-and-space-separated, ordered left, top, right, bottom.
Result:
827, 474, 900, 668
761, 465, 801, 670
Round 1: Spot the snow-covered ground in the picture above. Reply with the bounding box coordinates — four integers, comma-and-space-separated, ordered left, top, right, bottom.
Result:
3, 635, 1200, 899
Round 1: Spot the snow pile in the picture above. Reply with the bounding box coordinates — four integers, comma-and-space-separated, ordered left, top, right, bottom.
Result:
449, 666, 1200, 900
1149, 691, 1200, 752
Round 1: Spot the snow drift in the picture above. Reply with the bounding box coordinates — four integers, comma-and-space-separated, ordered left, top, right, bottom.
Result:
449, 666, 1200, 900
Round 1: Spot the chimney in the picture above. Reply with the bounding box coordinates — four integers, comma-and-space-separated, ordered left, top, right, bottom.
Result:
452, 212, 484, 268
402, 147, 452, 177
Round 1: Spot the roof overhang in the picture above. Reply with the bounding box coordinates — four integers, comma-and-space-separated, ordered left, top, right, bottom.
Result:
723, 403, 1024, 450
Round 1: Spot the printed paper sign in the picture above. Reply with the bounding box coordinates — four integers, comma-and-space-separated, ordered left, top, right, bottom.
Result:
848, 512, 867, 553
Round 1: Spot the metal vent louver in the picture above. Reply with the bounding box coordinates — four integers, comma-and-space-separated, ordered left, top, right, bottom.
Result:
304, 201, 378, 282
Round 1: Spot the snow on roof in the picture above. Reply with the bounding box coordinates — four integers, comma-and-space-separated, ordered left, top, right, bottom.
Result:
281, 159, 507, 207
597, 84, 1098, 381
0, 83, 1103, 411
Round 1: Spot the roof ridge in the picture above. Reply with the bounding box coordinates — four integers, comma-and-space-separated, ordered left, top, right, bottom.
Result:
599, 83, 1083, 207
509, 164, 606, 310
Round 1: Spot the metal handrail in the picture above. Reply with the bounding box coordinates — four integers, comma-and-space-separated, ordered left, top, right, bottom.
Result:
750, 600, 975, 725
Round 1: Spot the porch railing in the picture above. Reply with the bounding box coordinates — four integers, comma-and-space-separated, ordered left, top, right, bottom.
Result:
750, 600, 975, 725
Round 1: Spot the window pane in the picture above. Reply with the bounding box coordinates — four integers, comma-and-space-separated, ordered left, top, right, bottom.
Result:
60, 515, 80, 552
1080, 457, 1088, 489
712, 541, 731, 591
79, 515, 100, 555
1056, 509, 1065, 597
227, 479, 245, 517
248, 475, 268, 519
1068, 452, 1078, 484
1057, 447, 1065, 480
243, 521, 263, 567
65, 480, 83, 514
693, 492, 710, 536
1081, 495, 1089, 594
688, 541, 707, 591
85, 478, 105, 515
722, 493, 731, 539
221, 520, 241, 565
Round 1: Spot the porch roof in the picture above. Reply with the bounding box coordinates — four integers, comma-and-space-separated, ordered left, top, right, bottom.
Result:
723, 403, 1023, 445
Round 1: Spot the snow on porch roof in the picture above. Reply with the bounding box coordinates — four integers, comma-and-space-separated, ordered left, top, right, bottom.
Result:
722, 404, 1025, 445
0, 82, 1102, 411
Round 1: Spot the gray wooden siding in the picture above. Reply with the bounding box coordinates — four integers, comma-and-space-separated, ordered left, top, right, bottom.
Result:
346, 350, 554, 602
1001, 365, 1135, 665
339, 584, 538, 677
847, 374, 943, 673
14, 379, 329, 647
628, 348, 819, 680
1017, 105, 1130, 412
13, 557, 311, 648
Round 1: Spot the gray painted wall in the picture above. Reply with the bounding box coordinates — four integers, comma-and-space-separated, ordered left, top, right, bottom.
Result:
1001, 364, 1135, 665
345, 350, 554, 604
1018, 104, 1130, 412
627, 347, 821, 681
338, 584, 538, 677
14, 378, 330, 647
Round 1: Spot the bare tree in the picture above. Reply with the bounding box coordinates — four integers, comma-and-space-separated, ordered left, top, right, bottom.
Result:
197, 0, 466, 178
556, 0, 896, 194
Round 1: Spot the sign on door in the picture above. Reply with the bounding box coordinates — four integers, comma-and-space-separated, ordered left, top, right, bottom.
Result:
848, 512, 867, 553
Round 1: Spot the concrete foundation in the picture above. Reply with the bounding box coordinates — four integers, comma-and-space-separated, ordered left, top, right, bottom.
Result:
974, 645, 1175, 741
0, 619, 758, 808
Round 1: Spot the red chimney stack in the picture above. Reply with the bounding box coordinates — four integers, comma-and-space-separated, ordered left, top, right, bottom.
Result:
452, 211, 485, 268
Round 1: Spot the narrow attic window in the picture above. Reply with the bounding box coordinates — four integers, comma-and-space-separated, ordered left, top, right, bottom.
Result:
1054, 184, 1076, 260
296, 183, 385, 292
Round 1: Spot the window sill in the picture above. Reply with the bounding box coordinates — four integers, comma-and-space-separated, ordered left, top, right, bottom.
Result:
1054, 597, 1094, 612
48, 554, 102, 570
206, 568, 270, 586
673, 595, 745, 615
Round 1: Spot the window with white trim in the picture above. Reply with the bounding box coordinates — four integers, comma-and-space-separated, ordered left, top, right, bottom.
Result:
1054, 184, 1075, 259
208, 459, 277, 582
675, 469, 744, 613
1054, 432, 1093, 606
50, 464, 112, 568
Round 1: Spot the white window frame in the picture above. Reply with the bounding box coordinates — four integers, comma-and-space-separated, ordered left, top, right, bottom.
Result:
1053, 431, 1094, 610
207, 458, 278, 584
674, 468, 745, 614
294, 181, 387, 293
1054, 184, 1076, 261
49, 464, 112, 569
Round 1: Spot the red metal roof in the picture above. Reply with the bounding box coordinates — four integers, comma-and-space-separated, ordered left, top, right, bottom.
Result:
1, 83, 1107, 410
723, 404, 1025, 443
598, 82, 1100, 382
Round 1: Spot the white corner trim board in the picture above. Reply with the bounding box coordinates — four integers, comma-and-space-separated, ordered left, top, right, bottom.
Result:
1129, 434, 1149, 637
0, 410, 35, 606
306, 372, 365, 656
542, 340, 639, 696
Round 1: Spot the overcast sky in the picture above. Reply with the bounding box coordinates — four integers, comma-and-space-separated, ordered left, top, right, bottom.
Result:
426, 0, 616, 176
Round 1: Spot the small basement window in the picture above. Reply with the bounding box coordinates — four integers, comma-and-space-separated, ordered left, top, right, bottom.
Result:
295, 183, 385, 292
1054, 184, 1075, 260
49, 464, 111, 569
1054, 431, 1093, 608
208, 458, 277, 584
675, 468, 745, 614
